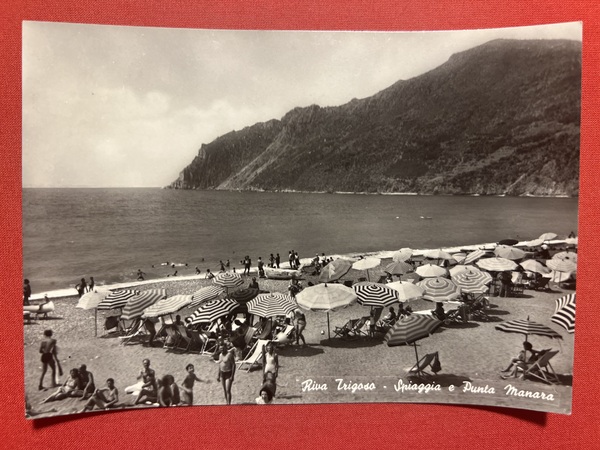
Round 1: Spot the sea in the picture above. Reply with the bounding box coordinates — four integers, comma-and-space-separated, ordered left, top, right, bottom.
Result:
22, 188, 579, 295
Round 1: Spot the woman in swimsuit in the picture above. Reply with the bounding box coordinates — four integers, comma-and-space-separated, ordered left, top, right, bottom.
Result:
41, 368, 84, 403
217, 343, 236, 405
294, 310, 307, 346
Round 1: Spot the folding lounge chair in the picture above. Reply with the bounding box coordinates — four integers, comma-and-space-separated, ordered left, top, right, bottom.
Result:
189, 329, 217, 354
119, 318, 146, 345
163, 326, 182, 349
256, 321, 273, 341
519, 350, 561, 384
103, 315, 121, 335
408, 352, 438, 378
236, 339, 271, 372
333, 319, 358, 338
532, 277, 551, 291
351, 317, 370, 337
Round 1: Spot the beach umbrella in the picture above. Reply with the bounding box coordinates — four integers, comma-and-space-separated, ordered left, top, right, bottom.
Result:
392, 248, 413, 262
551, 293, 575, 334
385, 315, 442, 376
476, 257, 517, 272
462, 249, 488, 265
384, 261, 413, 276
565, 237, 578, 246
415, 264, 447, 278
386, 281, 425, 302
121, 289, 167, 321
352, 257, 381, 281
552, 251, 578, 263
451, 270, 491, 294
142, 294, 192, 319
188, 298, 239, 325
417, 277, 461, 302
518, 238, 544, 248
423, 249, 454, 261
318, 259, 353, 283
228, 288, 259, 304
449, 264, 478, 277
97, 289, 139, 311
296, 283, 357, 339
495, 317, 563, 342
76, 290, 111, 337
190, 285, 225, 308
213, 272, 244, 290
451, 253, 467, 264
494, 245, 526, 260
353, 282, 400, 308
546, 259, 577, 273
246, 293, 297, 318
519, 259, 551, 275
539, 232, 558, 241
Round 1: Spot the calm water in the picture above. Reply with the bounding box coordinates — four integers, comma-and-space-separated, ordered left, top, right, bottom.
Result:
22, 189, 578, 293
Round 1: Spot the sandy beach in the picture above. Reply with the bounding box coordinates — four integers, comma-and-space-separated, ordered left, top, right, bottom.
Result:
23, 256, 575, 417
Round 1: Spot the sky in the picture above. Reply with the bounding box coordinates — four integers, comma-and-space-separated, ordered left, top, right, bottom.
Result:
22, 22, 581, 188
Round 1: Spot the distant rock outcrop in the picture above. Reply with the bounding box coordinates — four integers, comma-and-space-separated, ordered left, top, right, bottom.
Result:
169, 39, 581, 196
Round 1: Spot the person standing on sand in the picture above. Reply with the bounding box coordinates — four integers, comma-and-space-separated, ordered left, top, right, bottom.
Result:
257, 257, 265, 278
294, 252, 300, 269
76, 278, 87, 298
275, 253, 281, 269
289, 251, 295, 269
217, 343, 236, 405
136, 269, 146, 281
88, 277, 95, 292
294, 310, 307, 346
180, 363, 202, 406
24, 278, 32, 306
39, 329, 58, 390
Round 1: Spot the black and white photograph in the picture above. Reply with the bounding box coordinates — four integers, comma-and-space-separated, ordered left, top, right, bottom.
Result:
22, 21, 580, 418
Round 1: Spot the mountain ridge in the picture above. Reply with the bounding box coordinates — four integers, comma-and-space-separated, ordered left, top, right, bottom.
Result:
169, 39, 581, 196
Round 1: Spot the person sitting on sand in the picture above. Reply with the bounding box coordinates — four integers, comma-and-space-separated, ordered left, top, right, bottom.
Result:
432, 302, 447, 322
501, 341, 540, 379
41, 368, 84, 403
81, 378, 119, 412
136, 269, 146, 281
78, 364, 96, 400
249, 277, 259, 289
158, 374, 180, 407
205, 269, 215, 280
133, 359, 158, 405
180, 364, 202, 406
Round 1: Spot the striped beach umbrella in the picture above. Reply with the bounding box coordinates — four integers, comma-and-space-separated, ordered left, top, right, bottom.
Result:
246, 293, 297, 318
353, 282, 400, 308
318, 259, 353, 283
142, 294, 192, 318
417, 277, 461, 302
451, 270, 490, 294
213, 272, 244, 289
551, 293, 575, 334
76, 290, 111, 337
463, 249, 487, 265
121, 289, 167, 321
190, 285, 225, 308
415, 264, 447, 278
385, 281, 424, 302
188, 298, 239, 325
97, 289, 139, 311
296, 283, 357, 339
495, 317, 563, 341
519, 259, 551, 275
552, 251, 578, 264
451, 253, 467, 264
476, 257, 517, 272
229, 288, 259, 304
494, 245, 526, 260
393, 248, 413, 262
384, 261, 413, 276
385, 315, 442, 376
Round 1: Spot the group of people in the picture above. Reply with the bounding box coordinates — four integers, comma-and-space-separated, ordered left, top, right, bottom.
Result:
75, 277, 95, 297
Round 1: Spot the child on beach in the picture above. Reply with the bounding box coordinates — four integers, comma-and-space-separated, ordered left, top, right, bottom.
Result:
180, 364, 203, 406
81, 378, 119, 412
158, 374, 180, 407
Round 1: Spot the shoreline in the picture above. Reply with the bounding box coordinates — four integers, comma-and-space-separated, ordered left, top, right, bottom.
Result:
29, 238, 574, 301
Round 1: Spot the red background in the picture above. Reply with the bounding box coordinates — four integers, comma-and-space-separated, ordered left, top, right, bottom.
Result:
1, 1, 599, 448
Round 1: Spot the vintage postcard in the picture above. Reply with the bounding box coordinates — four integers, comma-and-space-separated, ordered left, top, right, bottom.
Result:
23, 22, 580, 418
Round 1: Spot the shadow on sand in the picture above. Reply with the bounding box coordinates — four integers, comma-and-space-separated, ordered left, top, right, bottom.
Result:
319, 337, 383, 349
278, 345, 325, 357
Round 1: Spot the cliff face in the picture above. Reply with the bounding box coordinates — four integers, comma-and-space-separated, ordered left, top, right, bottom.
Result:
169, 39, 581, 196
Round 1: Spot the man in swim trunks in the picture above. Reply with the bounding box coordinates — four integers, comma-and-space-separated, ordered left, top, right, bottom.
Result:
81, 378, 119, 412
39, 329, 58, 390
78, 364, 96, 400
133, 359, 158, 405
217, 342, 236, 405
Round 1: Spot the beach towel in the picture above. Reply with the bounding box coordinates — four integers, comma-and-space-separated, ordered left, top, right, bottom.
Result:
124, 381, 145, 396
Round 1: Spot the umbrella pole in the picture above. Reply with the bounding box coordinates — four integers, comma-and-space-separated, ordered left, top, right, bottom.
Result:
95, 308, 98, 337
327, 312, 331, 340
413, 342, 420, 376
366, 270, 370, 282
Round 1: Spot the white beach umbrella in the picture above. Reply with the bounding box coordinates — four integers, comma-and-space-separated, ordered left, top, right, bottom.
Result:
494, 245, 526, 260
539, 232, 558, 241
76, 290, 111, 337
352, 257, 381, 281
415, 264, 447, 278
386, 281, 425, 302
552, 251, 578, 263
393, 248, 413, 262
423, 249, 454, 261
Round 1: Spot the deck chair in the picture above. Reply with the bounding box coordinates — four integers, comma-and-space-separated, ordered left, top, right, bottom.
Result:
532, 277, 551, 291
351, 317, 370, 337
272, 325, 295, 346
519, 350, 561, 384
103, 315, 121, 335
119, 318, 146, 345
236, 339, 270, 372
333, 319, 358, 338
189, 329, 217, 354
163, 326, 182, 349
256, 321, 273, 341
408, 352, 438, 378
